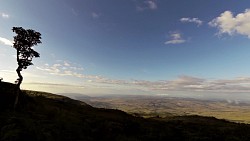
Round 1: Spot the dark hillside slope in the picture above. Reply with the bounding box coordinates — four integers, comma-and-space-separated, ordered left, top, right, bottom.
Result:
1, 82, 250, 141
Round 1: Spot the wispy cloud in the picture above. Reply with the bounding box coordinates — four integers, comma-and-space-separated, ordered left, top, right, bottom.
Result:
79, 74, 250, 93
71, 8, 78, 16
1, 13, 9, 19
180, 17, 203, 26
36, 61, 107, 82
91, 12, 100, 19
209, 9, 250, 38
136, 0, 158, 11
130, 76, 250, 93
165, 32, 186, 45
146, 0, 157, 10
26, 82, 85, 88
36, 61, 85, 77
36, 60, 130, 86
131, 76, 205, 91
0, 37, 12, 46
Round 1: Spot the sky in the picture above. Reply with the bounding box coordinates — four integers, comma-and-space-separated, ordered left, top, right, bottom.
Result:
1, 0, 250, 100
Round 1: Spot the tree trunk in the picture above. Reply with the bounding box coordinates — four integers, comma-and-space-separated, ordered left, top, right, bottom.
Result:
16, 67, 23, 88
14, 67, 23, 110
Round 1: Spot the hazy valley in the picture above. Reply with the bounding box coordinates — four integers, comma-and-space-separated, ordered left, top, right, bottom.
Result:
73, 95, 250, 123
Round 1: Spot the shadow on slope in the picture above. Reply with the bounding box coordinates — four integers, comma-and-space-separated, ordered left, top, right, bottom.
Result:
1, 82, 250, 141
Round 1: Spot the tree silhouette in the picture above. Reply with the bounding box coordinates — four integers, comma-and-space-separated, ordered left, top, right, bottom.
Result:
12, 27, 42, 88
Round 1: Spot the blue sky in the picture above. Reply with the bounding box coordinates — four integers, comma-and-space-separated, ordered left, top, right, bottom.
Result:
1, 0, 250, 100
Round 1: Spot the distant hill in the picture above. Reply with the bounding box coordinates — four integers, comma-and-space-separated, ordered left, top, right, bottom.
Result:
1, 82, 250, 141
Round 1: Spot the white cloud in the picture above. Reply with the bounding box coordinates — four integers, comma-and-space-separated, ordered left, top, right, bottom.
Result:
1, 13, 9, 19
136, 0, 158, 11
165, 32, 186, 45
0, 37, 13, 46
209, 9, 250, 38
180, 17, 203, 26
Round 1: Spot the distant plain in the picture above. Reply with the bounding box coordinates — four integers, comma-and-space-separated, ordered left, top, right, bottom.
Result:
75, 95, 250, 124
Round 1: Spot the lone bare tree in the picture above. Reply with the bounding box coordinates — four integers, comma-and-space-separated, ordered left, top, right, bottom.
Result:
12, 27, 42, 88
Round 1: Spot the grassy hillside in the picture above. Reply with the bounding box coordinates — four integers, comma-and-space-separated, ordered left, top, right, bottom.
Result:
1, 82, 250, 141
